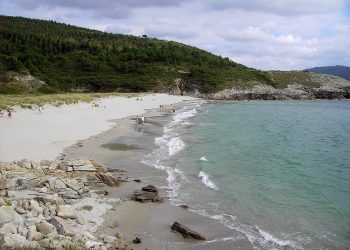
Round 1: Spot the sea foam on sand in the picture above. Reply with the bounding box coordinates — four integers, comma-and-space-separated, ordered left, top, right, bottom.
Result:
0, 94, 195, 162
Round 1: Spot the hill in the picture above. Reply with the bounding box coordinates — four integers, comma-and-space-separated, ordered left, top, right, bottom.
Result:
0, 15, 270, 94
304, 65, 350, 80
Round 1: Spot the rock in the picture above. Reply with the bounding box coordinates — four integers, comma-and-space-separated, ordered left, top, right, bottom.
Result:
96, 173, 121, 186
37, 222, 56, 235
40, 160, 51, 166
132, 190, 160, 203
132, 237, 142, 244
49, 216, 76, 236
115, 231, 124, 240
49, 161, 59, 171
38, 186, 48, 193
27, 227, 44, 241
73, 164, 96, 172
78, 205, 93, 211
171, 222, 206, 240
0, 222, 17, 234
76, 213, 86, 225
83, 231, 96, 240
23, 200, 30, 210
25, 217, 41, 227
0, 178, 5, 190
133, 178, 141, 182
31, 204, 44, 215
0, 233, 41, 248
85, 240, 104, 249
103, 235, 117, 244
43, 207, 50, 218
7, 190, 16, 197
141, 185, 158, 193
179, 204, 189, 210
48, 177, 67, 191
0, 206, 24, 227
62, 179, 84, 192
15, 207, 26, 215
57, 205, 76, 219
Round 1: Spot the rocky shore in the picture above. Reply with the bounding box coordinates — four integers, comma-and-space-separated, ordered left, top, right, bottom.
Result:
173, 72, 350, 100
0, 159, 133, 249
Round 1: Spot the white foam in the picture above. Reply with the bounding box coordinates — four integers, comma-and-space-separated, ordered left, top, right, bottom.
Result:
198, 171, 218, 190
167, 137, 185, 156
257, 226, 293, 247
200, 156, 209, 161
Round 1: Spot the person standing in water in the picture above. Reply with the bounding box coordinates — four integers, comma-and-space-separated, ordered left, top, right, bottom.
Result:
141, 115, 145, 124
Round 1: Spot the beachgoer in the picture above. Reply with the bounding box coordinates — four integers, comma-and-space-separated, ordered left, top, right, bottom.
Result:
38, 107, 42, 113
0, 109, 3, 118
136, 116, 139, 124
7, 110, 12, 119
141, 115, 145, 124
172, 109, 175, 113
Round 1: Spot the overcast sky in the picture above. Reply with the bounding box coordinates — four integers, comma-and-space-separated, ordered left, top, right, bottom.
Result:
1, 0, 350, 70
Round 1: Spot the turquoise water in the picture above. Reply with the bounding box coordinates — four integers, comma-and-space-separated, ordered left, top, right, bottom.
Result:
143, 100, 350, 249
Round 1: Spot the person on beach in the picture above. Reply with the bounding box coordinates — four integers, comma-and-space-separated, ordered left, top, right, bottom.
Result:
141, 115, 145, 124
0, 109, 4, 118
7, 110, 12, 119
136, 116, 139, 124
38, 106, 43, 113
172, 109, 175, 113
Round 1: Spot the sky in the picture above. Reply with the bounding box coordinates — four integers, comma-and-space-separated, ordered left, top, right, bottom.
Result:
1, 0, 350, 70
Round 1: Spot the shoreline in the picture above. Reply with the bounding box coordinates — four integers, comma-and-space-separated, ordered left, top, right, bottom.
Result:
61, 100, 249, 249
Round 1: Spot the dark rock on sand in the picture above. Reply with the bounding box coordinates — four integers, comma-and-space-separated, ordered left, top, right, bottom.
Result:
132, 237, 142, 244
171, 222, 206, 240
141, 185, 157, 193
179, 204, 189, 210
132, 185, 163, 202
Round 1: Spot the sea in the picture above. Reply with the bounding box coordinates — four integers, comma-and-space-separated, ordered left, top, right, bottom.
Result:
141, 100, 350, 249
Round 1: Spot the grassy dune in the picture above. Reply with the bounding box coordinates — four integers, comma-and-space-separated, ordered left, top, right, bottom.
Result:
0, 92, 141, 110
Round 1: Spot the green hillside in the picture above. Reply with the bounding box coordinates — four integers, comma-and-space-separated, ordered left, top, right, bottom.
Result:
0, 15, 271, 94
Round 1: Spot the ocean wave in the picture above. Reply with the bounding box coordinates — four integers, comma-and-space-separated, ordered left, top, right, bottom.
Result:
200, 156, 209, 161
256, 226, 294, 247
167, 137, 185, 156
198, 171, 218, 190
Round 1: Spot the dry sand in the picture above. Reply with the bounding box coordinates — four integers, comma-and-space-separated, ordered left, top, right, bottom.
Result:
0, 94, 195, 162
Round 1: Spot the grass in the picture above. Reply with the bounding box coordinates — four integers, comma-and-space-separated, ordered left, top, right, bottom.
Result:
269, 71, 321, 89
0, 92, 142, 110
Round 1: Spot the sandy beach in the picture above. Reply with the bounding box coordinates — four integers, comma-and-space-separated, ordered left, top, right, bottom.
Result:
0, 94, 194, 162
0, 93, 242, 249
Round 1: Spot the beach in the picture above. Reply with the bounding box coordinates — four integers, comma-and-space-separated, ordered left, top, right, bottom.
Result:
0, 93, 243, 249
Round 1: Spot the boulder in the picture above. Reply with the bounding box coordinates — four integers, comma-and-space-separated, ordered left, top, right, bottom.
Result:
0, 233, 41, 248
57, 205, 76, 219
49, 216, 76, 236
171, 222, 206, 240
0, 206, 24, 227
15, 207, 26, 215
0, 222, 17, 234
27, 227, 44, 241
62, 179, 84, 192
141, 185, 158, 193
37, 222, 56, 235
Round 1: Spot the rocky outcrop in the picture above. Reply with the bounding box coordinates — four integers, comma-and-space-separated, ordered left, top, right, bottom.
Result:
170, 72, 350, 100
0, 159, 131, 249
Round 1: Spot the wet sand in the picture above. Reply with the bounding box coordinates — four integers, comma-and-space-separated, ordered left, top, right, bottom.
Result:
62, 103, 253, 249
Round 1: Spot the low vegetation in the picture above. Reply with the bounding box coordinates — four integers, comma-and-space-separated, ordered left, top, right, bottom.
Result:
0, 92, 140, 110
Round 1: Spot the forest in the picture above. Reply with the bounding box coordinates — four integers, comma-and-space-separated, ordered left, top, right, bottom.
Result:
0, 15, 271, 94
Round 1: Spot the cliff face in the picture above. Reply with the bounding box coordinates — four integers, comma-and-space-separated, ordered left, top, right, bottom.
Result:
178, 72, 350, 100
